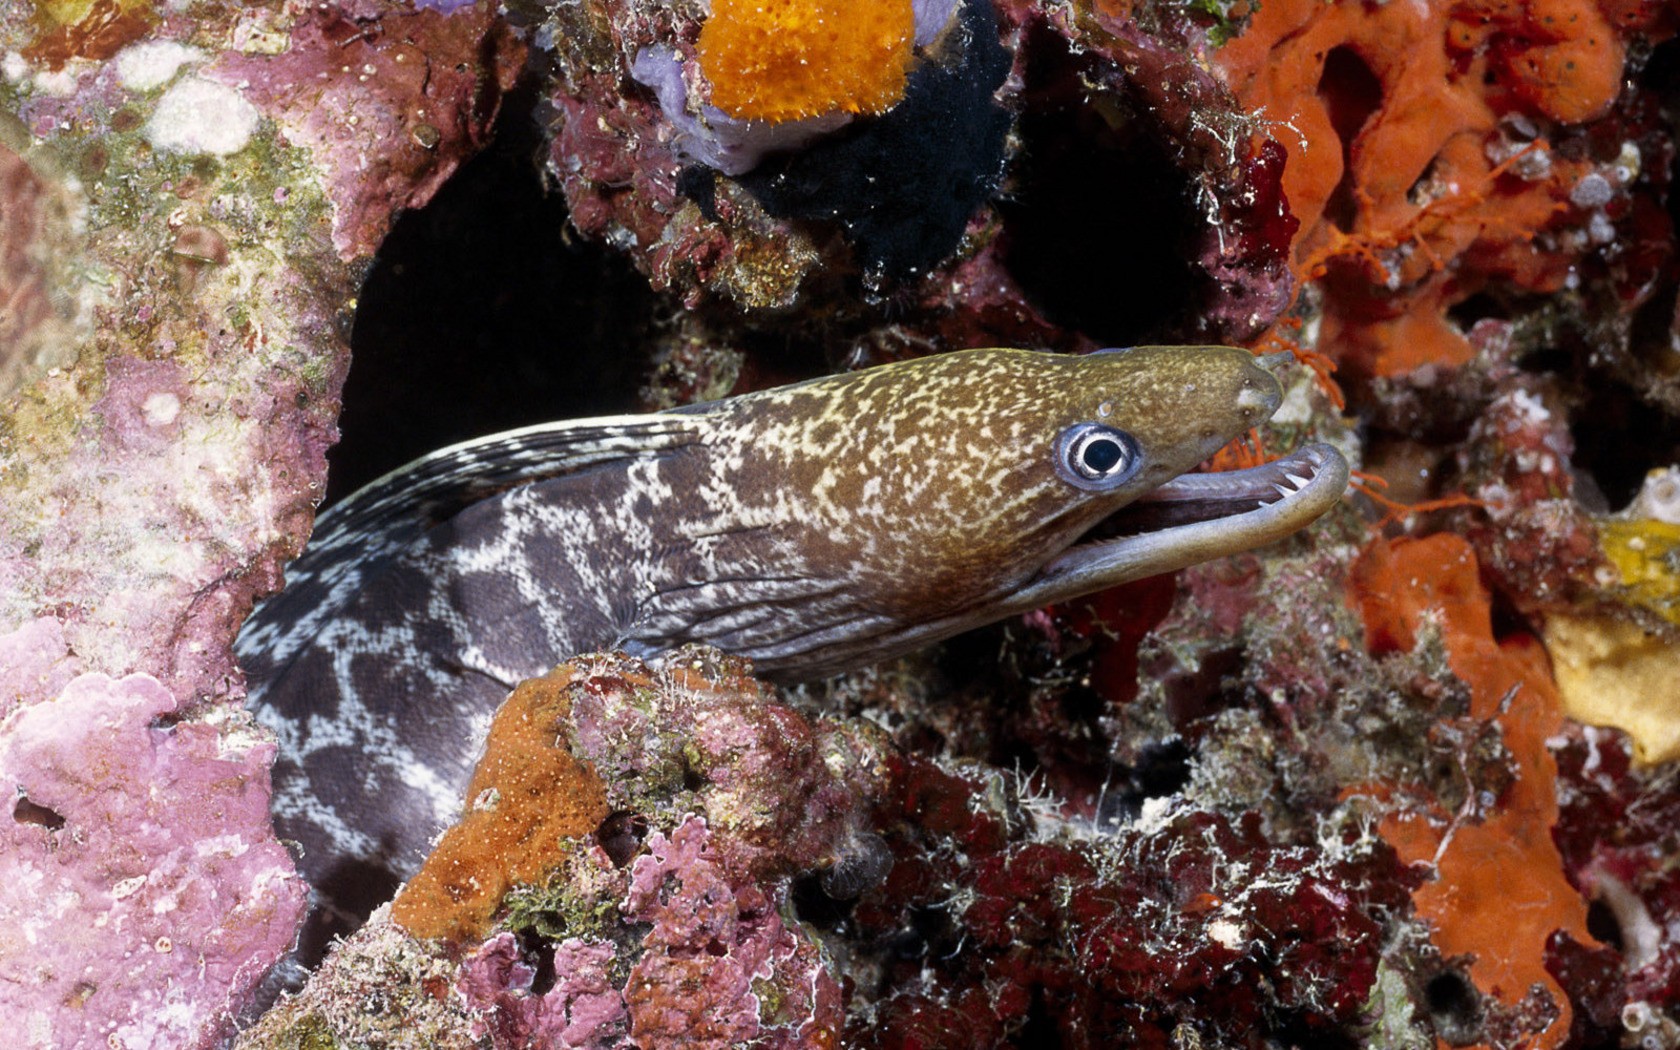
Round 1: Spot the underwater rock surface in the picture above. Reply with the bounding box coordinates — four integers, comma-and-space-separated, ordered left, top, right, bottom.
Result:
0, 0, 517, 1045
5, 0, 1680, 1047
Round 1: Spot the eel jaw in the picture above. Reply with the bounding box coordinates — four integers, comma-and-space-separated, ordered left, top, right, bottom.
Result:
1007, 442, 1351, 612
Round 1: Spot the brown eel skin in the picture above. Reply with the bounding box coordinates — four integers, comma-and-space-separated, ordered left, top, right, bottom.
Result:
235, 345, 1349, 944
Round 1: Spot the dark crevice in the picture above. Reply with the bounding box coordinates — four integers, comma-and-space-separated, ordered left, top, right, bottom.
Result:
1516, 344, 1578, 377
996, 26, 1201, 346
1445, 291, 1506, 332
1585, 896, 1623, 952
791, 872, 857, 930
1425, 969, 1483, 1045
1317, 46, 1385, 232
1016, 988, 1064, 1048
1570, 378, 1680, 508
14, 793, 66, 830
299, 854, 405, 967
595, 810, 647, 868
1094, 739, 1194, 829
332, 80, 657, 504
524, 933, 560, 995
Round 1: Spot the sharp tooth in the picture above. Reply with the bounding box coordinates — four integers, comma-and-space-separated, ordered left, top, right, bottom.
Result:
1285, 473, 1311, 488
1272, 483, 1294, 499
1257, 500, 1270, 510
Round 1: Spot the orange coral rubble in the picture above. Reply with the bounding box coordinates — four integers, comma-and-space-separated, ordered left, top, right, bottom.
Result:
699, 0, 916, 123
1349, 535, 1594, 1050
391, 665, 611, 942
1212, 0, 1651, 377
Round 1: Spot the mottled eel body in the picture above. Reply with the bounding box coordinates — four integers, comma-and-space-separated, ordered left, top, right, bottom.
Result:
238, 346, 1347, 937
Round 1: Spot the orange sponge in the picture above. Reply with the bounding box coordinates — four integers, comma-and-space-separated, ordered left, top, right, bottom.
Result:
698, 0, 916, 123
391, 666, 610, 942
1349, 536, 1594, 1049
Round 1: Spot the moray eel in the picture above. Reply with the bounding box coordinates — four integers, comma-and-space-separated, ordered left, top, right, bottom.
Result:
237, 345, 1348, 947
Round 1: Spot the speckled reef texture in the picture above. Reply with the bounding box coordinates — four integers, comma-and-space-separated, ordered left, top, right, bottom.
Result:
16, 0, 1680, 1047
0, 1, 519, 1046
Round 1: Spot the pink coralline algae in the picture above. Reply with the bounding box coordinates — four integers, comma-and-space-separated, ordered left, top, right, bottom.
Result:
619, 816, 843, 1047
0, 0, 519, 1044
458, 932, 628, 1048
0, 639, 305, 1049
210, 2, 524, 256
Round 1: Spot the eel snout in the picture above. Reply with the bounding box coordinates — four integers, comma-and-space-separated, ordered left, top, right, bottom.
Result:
1103, 443, 1350, 538
1022, 443, 1351, 603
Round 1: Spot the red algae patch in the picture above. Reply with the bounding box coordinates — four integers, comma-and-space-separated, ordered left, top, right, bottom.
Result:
1350, 535, 1594, 1049
392, 666, 611, 942
698, 0, 915, 123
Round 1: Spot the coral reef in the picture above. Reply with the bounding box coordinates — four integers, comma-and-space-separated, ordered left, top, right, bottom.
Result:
1351, 536, 1592, 1047
0, 651, 305, 1049
9, 0, 1680, 1044
391, 666, 611, 942
1213, 0, 1679, 380
534, 0, 1294, 336
239, 650, 877, 1049
0, 0, 518, 1044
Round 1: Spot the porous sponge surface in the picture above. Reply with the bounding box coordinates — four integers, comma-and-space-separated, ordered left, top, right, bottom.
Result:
699, 0, 915, 123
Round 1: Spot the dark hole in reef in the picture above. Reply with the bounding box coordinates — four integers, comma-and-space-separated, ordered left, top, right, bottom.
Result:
330, 81, 657, 504
1515, 343, 1578, 377
1127, 738, 1193, 802
889, 903, 960, 963
1317, 45, 1386, 232
1445, 291, 1507, 332
519, 929, 559, 995
1057, 679, 1105, 725
792, 871, 858, 930
13, 793, 66, 830
996, 25, 1201, 346
297, 854, 405, 968
680, 756, 708, 793
1585, 896, 1624, 951
149, 708, 189, 730
1016, 987, 1062, 1049
1570, 377, 1680, 509
1488, 589, 1536, 644
1095, 738, 1193, 829
1274, 1012, 1361, 1050
595, 810, 648, 868
1424, 969, 1483, 1044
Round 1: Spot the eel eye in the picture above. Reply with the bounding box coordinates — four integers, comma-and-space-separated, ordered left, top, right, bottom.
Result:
1056, 422, 1142, 489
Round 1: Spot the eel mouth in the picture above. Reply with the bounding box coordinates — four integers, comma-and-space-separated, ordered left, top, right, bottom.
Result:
1092, 442, 1349, 541
1016, 442, 1351, 606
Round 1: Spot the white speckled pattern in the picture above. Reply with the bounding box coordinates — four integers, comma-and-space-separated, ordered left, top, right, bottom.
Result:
237, 346, 1345, 917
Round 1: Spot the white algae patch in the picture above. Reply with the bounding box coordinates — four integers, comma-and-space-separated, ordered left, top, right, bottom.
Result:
145, 77, 259, 156
116, 41, 203, 91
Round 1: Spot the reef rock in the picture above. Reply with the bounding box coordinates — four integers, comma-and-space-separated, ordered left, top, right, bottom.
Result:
0, 1, 519, 1045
